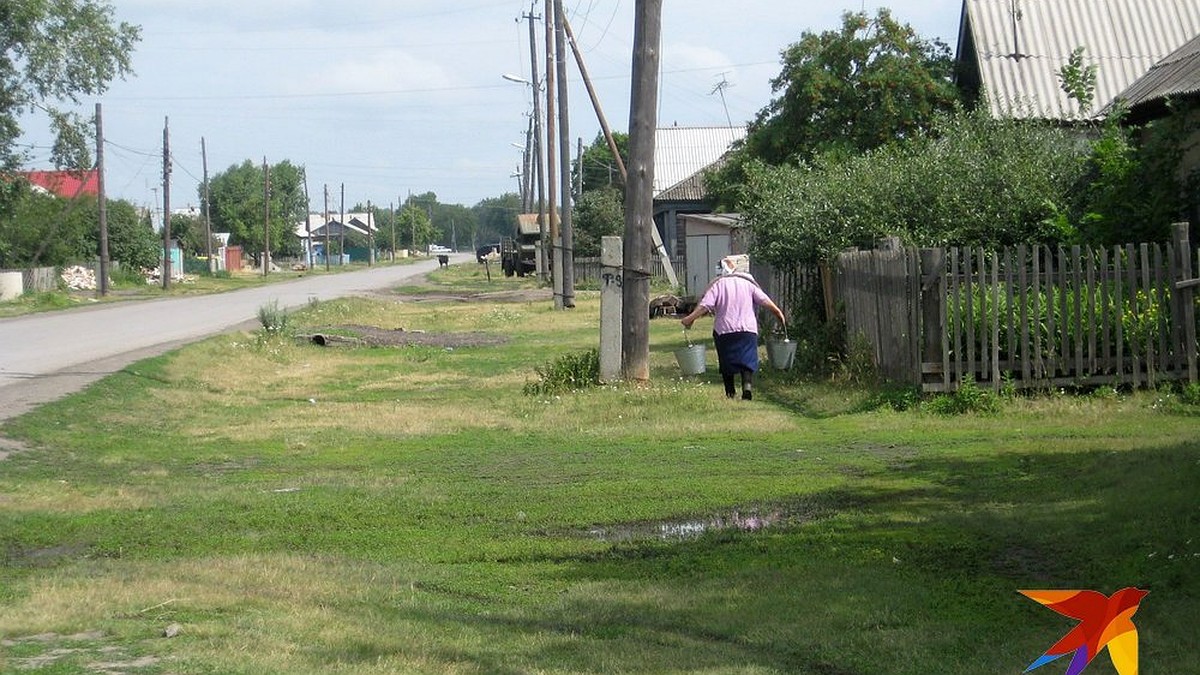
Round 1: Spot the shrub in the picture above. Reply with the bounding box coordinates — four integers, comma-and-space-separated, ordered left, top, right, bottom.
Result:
924, 376, 999, 415
1180, 382, 1200, 407
741, 109, 1087, 267
257, 300, 290, 335
523, 349, 600, 397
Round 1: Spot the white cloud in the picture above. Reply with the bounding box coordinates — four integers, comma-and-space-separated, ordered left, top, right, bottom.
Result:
303, 49, 453, 96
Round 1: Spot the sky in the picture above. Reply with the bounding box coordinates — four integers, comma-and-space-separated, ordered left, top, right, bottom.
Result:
19, 1, 964, 217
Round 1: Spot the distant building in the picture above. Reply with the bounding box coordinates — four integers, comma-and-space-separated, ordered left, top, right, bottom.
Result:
650, 125, 747, 293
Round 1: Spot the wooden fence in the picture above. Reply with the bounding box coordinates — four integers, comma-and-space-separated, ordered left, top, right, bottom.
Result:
21, 267, 58, 293
774, 225, 1199, 392
574, 256, 667, 284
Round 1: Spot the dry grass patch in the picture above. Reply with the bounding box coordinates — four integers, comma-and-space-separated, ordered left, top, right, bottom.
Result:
0, 553, 515, 673
250, 400, 518, 438
0, 482, 153, 514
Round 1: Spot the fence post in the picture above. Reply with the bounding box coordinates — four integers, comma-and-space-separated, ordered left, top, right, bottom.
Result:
919, 248, 945, 391
1174, 223, 1197, 383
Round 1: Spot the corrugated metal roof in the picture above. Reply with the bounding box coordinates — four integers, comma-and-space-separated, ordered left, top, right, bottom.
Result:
962, 0, 1200, 120
1114, 32, 1200, 112
652, 126, 745, 197
516, 212, 557, 236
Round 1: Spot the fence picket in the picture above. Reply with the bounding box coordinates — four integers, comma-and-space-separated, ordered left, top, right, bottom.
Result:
1115, 246, 1128, 385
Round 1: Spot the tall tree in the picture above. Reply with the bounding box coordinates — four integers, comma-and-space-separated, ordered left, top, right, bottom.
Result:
0, 1, 139, 184
746, 9, 958, 164
472, 194, 521, 245
572, 186, 623, 256
204, 159, 305, 257
707, 9, 959, 210
396, 202, 436, 249
576, 131, 628, 195
0, 190, 155, 269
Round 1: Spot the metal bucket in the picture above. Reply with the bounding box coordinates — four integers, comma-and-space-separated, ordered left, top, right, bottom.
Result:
765, 338, 797, 370
674, 343, 707, 376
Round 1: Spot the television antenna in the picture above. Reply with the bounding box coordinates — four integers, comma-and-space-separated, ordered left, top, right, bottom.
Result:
710, 72, 734, 127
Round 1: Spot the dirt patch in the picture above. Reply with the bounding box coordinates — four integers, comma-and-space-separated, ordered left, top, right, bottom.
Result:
2, 631, 162, 674
0, 435, 28, 461
383, 288, 552, 304
303, 324, 510, 349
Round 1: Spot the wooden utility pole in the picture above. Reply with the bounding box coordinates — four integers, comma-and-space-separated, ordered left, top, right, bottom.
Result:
562, 12, 678, 288
554, 0, 574, 308
544, 0, 560, 307
521, 116, 534, 212
201, 137, 214, 274
323, 185, 330, 271
622, 0, 662, 381
262, 157, 270, 276
408, 190, 415, 250
367, 200, 374, 266
301, 168, 311, 269
576, 136, 583, 200
95, 103, 110, 297
524, 4, 549, 283
390, 201, 397, 261
162, 117, 172, 291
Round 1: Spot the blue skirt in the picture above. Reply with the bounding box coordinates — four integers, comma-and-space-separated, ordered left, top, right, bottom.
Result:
713, 331, 759, 375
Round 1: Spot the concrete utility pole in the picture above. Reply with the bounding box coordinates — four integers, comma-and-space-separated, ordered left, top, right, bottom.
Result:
339, 183, 346, 265
95, 103, 110, 297
162, 116, 172, 291
554, 0, 575, 308
600, 236, 623, 382
622, 0, 662, 381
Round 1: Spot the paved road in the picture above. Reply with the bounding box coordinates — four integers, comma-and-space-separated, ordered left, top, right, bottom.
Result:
0, 256, 458, 423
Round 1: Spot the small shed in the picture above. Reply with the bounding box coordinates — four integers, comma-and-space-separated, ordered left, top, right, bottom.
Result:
678, 213, 748, 293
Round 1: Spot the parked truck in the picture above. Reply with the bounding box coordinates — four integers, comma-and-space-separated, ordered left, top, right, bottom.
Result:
501, 213, 542, 277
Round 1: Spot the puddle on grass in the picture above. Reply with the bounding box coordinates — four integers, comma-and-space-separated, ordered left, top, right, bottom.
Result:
584, 504, 817, 543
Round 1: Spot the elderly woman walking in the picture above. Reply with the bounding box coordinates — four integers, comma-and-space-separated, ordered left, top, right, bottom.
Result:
680, 255, 786, 400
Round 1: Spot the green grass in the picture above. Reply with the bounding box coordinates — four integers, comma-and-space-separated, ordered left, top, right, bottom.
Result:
1, 278, 1197, 673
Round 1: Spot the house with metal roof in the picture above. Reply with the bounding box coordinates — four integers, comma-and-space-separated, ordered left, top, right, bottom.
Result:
296, 212, 377, 264
1113, 32, 1200, 122
650, 125, 746, 292
956, 0, 1200, 120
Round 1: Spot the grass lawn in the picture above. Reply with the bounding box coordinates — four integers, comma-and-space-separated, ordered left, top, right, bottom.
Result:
1, 263, 1197, 673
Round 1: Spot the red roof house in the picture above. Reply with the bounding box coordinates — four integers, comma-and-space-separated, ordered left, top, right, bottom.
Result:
22, 170, 100, 198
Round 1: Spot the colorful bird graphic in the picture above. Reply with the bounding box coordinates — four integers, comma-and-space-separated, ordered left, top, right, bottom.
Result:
1019, 587, 1148, 675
